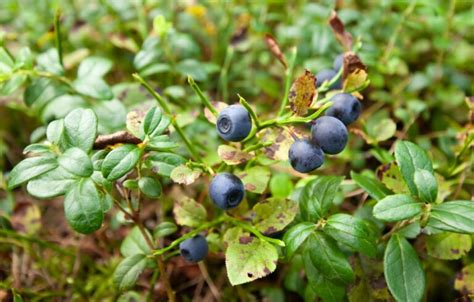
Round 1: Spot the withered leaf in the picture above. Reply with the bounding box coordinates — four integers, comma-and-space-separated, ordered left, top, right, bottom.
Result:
342, 52, 368, 92
217, 145, 252, 165
329, 10, 353, 50
264, 34, 287, 68
288, 69, 317, 116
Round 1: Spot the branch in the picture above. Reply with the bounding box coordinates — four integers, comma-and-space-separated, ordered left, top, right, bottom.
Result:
93, 131, 142, 149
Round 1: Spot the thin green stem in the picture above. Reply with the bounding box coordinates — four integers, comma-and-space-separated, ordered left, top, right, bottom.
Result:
133, 73, 202, 162
188, 76, 218, 116
243, 141, 272, 153
238, 94, 260, 128
227, 218, 285, 247
54, 8, 64, 68
277, 47, 297, 117
317, 66, 342, 93
220, 46, 234, 101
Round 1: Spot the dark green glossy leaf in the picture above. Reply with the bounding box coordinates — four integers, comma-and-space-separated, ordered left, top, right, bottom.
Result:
427, 201, 474, 234
138, 177, 162, 198
145, 152, 185, 177
324, 213, 377, 257
153, 221, 178, 238
384, 234, 425, 302
26, 166, 77, 199
102, 144, 142, 181
300, 176, 343, 222
113, 254, 148, 291
7, 155, 58, 189
395, 141, 433, 196
373, 194, 422, 222
351, 171, 392, 201
121, 226, 152, 257
283, 222, 315, 259
63, 108, 98, 152
64, 179, 103, 234
58, 147, 93, 177
414, 169, 437, 203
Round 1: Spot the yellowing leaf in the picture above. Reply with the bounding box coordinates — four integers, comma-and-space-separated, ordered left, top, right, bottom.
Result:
342, 52, 368, 92
204, 101, 228, 124
170, 165, 201, 185
173, 197, 207, 227
217, 145, 252, 165
289, 70, 317, 116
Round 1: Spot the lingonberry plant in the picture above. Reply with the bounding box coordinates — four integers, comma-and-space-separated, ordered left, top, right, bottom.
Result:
1, 3, 472, 301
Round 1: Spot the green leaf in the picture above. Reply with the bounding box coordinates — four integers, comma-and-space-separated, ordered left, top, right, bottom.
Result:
113, 254, 148, 291
24, 78, 66, 107
176, 59, 208, 82
147, 135, 178, 151
384, 234, 425, 302
153, 222, 178, 238
283, 222, 315, 259
303, 248, 345, 302
58, 147, 93, 177
0, 74, 26, 95
23, 144, 51, 155
351, 171, 392, 201
225, 237, 278, 285
8, 155, 58, 189
153, 15, 172, 37
413, 169, 438, 203
427, 201, 474, 234
138, 177, 162, 198
102, 145, 142, 181
37, 48, 64, 75
145, 152, 185, 177
324, 213, 377, 257
0, 47, 14, 72
269, 173, 294, 198
238, 166, 271, 194
121, 226, 152, 257
299, 176, 343, 222
395, 141, 433, 196
373, 194, 422, 222
64, 179, 103, 234
46, 119, 64, 145
77, 56, 112, 78
63, 108, 98, 152
172, 197, 207, 227
249, 198, 298, 235
170, 165, 201, 185
73, 77, 113, 100
426, 232, 472, 260
304, 232, 354, 285
143, 107, 170, 137
26, 166, 77, 199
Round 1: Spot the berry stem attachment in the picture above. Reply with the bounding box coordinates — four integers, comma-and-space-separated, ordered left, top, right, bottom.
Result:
188, 76, 218, 116
238, 94, 260, 128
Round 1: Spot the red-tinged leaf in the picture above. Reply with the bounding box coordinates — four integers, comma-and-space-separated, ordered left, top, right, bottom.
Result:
264, 34, 287, 68
288, 70, 317, 116
328, 10, 353, 50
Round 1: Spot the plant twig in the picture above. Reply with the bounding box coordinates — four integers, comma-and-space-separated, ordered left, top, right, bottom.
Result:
94, 131, 142, 149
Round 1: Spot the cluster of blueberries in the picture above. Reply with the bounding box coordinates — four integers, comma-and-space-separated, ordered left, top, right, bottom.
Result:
179, 58, 362, 261
179, 106, 251, 262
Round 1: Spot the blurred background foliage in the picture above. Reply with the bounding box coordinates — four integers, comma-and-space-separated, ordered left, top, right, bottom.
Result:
0, 0, 472, 301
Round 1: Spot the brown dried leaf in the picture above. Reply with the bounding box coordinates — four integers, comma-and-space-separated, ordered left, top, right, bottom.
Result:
342, 52, 368, 91
217, 145, 252, 165
264, 34, 287, 68
288, 70, 317, 116
328, 10, 353, 50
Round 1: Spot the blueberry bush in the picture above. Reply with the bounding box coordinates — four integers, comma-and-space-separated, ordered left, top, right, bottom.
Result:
0, 1, 472, 301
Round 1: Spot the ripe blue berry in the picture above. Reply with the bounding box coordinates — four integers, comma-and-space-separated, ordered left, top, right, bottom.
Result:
311, 116, 348, 155
179, 235, 208, 262
216, 105, 252, 142
288, 139, 324, 173
333, 54, 344, 71
316, 69, 341, 90
209, 173, 245, 210
326, 93, 362, 125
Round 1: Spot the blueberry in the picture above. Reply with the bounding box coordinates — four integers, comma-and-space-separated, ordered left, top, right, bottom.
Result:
326, 93, 362, 125
333, 54, 344, 71
316, 69, 341, 90
311, 116, 348, 155
216, 105, 252, 142
209, 173, 245, 210
179, 235, 208, 262
288, 139, 324, 173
